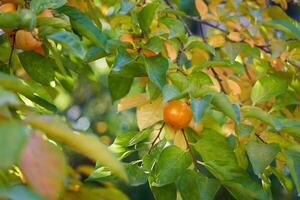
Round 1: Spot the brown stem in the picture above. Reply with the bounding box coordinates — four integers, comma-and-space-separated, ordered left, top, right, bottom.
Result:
210, 68, 226, 94
163, 0, 193, 36
184, 15, 227, 33
148, 122, 165, 154
255, 133, 267, 144
182, 129, 199, 171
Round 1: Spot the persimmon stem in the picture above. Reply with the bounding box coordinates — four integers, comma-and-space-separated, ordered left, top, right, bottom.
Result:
148, 122, 165, 154
182, 129, 199, 171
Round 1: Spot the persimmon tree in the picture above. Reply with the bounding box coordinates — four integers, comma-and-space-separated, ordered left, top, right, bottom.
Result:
1, 0, 300, 199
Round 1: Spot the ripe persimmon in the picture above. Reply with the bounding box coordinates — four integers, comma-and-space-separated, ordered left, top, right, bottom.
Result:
0, 3, 16, 12
163, 100, 193, 129
15, 30, 41, 51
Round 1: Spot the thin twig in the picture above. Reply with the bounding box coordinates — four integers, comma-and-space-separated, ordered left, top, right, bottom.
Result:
148, 122, 165, 154
255, 133, 267, 144
163, 0, 192, 36
184, 15, 227, 33
8, 33, 16, 75
210, 68, 226, 94
182, 129, 199, 171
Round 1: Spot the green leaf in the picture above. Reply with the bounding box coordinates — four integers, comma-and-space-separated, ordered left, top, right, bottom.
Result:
265, 19, 300, 40
128, 129, 152, 146
177, 170, 220, 200
188, 71, 213, 97
151, 184, 176, 200
168, 72, 189, 91
278, 118, 300, 138
58, 6, 108, 48
144, 36, 162, 53
210, 92, 238, 123
251, 74, 288, 104
109, 74, 133, 101
48, 31, 85, 59
119, 0, 135, 15
0, 72, 57, 111
194, 130, 271, 200
30, 0, 67, 13
143, 139, 166, 172
63, 185, 129, 200
162, 84, 180, 102
263, 6, 291, 20
19, 52, 55, 85
241, 106, 277, 129
20, 134, 66, 199
4, 185, 44, 200
246, 140, 280, 177
0, 89, 20, 106
138, 3, 158, 34
159, 17, 185, 39
194, 60, 245, 74
147, 81, 161, 101
152, 145, 192, 186
108, 49, 146, 101
0, 9, 36, 30
125, 162, 148, 186
24, 115, 127, 181
186, 40, 215, 55
190, 95, 212, 124
283, 149, 300, 195
145, 56, 169, 90
0, 121, 28, 169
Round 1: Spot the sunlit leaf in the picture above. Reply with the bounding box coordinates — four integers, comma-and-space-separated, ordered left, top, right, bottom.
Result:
24, 115, 127, 181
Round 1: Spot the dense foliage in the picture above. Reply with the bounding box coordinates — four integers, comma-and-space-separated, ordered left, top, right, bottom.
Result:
1, 0, 300, 199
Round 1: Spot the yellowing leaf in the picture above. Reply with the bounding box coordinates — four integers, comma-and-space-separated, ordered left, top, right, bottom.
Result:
225, 79, 241, 95
24, 115, 127, 181
137, 98, 164, 130
208, 34, 225, 48
191, 48, 210, 65
272, 0, 288, 10
209, 0, 223, 15
20, 133, 66, 200
195, 0, 208, 18
118, 93, 149, 112
174, 131, 187, 151
227, 32, 243, 42
164, 40, 177, 61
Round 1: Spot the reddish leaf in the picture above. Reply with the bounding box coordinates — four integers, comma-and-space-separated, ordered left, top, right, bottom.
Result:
20, 133, 67, 200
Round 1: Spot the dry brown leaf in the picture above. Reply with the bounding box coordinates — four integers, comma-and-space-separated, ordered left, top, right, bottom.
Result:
174, 131, 187, 151
164, 40, 177, 61
118, 93, 149, 112
227, 32, 243, 42
137, 98, 165, 130
208, 34, 225, 48
195, 0, 208, 18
